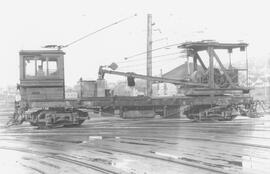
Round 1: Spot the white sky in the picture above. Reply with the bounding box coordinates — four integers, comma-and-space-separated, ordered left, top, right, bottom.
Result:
1, 0, 270, 87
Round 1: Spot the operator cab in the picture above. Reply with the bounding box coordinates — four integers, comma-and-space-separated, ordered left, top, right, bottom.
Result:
19, 50, 65, 101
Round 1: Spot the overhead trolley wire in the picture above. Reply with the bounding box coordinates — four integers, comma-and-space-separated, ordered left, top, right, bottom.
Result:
122, 42, 183, 60
60, 14, 137, 49
118, 55, 184, 69
116, 51, 182, 64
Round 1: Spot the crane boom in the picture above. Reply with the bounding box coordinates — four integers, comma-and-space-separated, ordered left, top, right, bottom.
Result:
98, 67, 208, 87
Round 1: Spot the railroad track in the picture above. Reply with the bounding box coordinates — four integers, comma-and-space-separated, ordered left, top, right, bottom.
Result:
1, 116, 270, 173
3, 130, 270, 150
1, 135, 268, 174
0, 146, 122, 174
0, 137, 236, 174
1, 136, 270, 173
2, 129, 270, 150
0, 144, 229, 174
81, 144, 235, 174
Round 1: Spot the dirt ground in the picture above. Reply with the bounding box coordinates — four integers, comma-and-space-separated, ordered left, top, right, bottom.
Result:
0, 102, 270, 174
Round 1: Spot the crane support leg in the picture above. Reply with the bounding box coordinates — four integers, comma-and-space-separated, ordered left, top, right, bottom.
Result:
211, 49, 235, 88
194, 52, 207, 71
207, 47, 215, 88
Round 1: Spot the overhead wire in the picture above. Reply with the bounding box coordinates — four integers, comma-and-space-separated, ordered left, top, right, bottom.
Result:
62, 14, 137, 49
117, 55, 185, 69
116, 60, 184, 74
116, 51, 181, 64
122, 42, 183, 61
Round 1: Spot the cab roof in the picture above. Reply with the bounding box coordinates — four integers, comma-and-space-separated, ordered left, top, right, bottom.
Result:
19, 50, 65, 56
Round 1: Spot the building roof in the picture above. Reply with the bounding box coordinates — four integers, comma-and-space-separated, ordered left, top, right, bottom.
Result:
162, 62, 203, 80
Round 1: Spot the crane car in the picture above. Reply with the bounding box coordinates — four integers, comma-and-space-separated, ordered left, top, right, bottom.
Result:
95, 41, 255, 120
10, 41, 257, 128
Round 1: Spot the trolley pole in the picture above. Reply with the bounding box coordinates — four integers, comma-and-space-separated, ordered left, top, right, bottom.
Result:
146, 14, 153, 96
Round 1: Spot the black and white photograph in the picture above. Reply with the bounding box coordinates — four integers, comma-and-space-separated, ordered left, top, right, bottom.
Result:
0, 0, 270, 173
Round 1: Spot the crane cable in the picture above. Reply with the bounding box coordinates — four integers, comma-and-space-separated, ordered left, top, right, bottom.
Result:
61, 14, 137, 49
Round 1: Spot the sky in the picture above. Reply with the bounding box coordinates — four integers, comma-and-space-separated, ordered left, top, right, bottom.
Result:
0, 0, 270, 87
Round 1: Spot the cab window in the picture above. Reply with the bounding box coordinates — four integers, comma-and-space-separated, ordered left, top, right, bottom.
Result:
24, 56, 59, 78
25, 57, 36, 77
48, 58, 58, 76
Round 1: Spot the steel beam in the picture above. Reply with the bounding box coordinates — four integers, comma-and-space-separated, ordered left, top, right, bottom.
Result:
193, 55, 197, 71
194, 52, 207, 70
207, 47, 215, 88
100, 69, 208, 87
211, 49, 235, 88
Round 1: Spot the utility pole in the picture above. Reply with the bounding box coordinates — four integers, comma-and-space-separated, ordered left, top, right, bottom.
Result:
157, 69, 162, 96
208, 47, 215, 88
246, 48, 249, 87
146, 14, 153, 96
